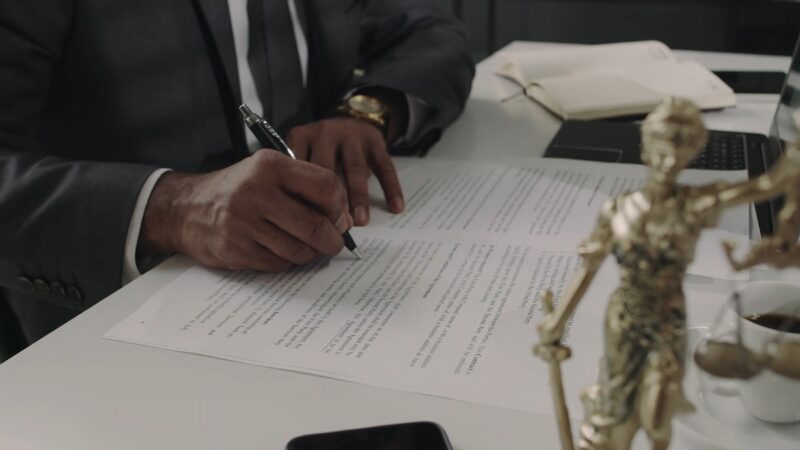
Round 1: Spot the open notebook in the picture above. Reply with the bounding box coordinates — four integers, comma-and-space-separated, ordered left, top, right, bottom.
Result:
496, 41, 736, 120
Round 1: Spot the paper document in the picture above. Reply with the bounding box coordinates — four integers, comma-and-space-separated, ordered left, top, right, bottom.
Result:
107, 158, 751, 414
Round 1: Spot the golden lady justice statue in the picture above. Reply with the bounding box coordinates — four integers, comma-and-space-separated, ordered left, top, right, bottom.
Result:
534, 98, 800, 450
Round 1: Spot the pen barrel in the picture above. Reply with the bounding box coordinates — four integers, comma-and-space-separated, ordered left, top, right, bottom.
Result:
249, 123, 292, 158
342, 231, 358, 252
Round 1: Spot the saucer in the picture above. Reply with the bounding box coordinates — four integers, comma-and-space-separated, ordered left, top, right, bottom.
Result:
674, 327, 800, 450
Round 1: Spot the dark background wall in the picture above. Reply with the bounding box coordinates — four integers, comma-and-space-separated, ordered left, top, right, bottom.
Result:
431, 0, 800, 61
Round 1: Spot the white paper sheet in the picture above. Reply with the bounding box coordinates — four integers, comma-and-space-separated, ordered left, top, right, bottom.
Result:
106, 157, 753, 414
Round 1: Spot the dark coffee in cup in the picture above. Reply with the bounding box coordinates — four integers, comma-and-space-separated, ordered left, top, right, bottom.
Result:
725, 282, 800, 423
745, 313, 800, 334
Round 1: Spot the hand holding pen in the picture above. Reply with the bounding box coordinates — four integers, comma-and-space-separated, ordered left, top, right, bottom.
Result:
240, 104, 363, 259
137, 108, 357, 273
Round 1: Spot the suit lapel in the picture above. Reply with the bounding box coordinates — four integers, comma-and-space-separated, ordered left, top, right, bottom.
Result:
194, 0, 241, 104
193, 0, 248, 156
303, 0, 359, 115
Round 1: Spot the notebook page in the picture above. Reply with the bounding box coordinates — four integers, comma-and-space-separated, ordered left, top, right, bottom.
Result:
497, 40, 674, 83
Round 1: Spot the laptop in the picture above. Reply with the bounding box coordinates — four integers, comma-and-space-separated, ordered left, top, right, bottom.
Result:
544, 35, 800, 236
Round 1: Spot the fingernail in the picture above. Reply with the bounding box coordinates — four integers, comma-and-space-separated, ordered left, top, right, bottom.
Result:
347, 212, 354, 228
334, 213, 349, 233
391, 196, 405, 213
354, 205, 368, 225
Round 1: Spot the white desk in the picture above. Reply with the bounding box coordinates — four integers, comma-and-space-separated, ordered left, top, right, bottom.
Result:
0, 43, 791, 450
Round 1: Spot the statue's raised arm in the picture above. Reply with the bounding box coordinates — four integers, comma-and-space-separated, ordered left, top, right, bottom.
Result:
721, 111, 800, 270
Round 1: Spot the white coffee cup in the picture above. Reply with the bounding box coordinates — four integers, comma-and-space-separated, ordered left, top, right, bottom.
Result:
730, 281, 800, 423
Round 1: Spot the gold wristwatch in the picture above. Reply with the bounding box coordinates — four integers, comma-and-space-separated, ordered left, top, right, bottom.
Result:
336, 94, 390, 136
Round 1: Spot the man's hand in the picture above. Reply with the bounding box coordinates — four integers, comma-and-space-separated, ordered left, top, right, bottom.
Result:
287, 116, 404, 226
139, 150, 353, 272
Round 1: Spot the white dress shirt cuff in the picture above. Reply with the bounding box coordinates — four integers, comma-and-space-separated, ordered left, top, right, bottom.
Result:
122, 168, 171, 285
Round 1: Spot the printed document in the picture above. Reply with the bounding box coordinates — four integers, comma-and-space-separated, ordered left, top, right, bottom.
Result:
106, 158, 749, 414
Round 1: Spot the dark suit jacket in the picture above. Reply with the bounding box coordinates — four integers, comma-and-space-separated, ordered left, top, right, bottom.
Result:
0, 0, 474, 350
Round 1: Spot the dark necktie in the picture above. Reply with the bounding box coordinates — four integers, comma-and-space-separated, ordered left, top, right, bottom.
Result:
247, 0, 308, 133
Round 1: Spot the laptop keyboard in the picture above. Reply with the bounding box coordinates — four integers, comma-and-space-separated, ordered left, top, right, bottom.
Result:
690, 132, 747, 170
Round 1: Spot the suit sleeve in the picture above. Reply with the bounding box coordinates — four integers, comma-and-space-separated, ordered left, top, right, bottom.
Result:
357, 0, 475, 155
0, 0, 158, 309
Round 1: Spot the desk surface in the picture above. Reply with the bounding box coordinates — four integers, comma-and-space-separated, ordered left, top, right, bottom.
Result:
0, 44, 791, 450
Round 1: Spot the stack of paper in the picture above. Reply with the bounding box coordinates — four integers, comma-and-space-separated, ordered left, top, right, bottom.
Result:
106, 158, 751, 415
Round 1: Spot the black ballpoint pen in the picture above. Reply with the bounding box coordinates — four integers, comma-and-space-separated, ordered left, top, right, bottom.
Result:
239, 104, 363, 260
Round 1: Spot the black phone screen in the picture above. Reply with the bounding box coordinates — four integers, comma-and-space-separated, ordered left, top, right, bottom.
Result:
286, 422, 453, 450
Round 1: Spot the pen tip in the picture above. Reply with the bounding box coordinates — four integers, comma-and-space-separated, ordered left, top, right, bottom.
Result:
353, 248, 364, 260
238, 104, 252, 117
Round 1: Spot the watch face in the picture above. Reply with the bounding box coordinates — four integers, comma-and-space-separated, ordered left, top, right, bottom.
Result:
349, 95, 385, 114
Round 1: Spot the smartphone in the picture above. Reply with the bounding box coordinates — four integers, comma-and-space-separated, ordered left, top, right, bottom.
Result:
712, 70, 786, 94
286, 421, 453, 450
